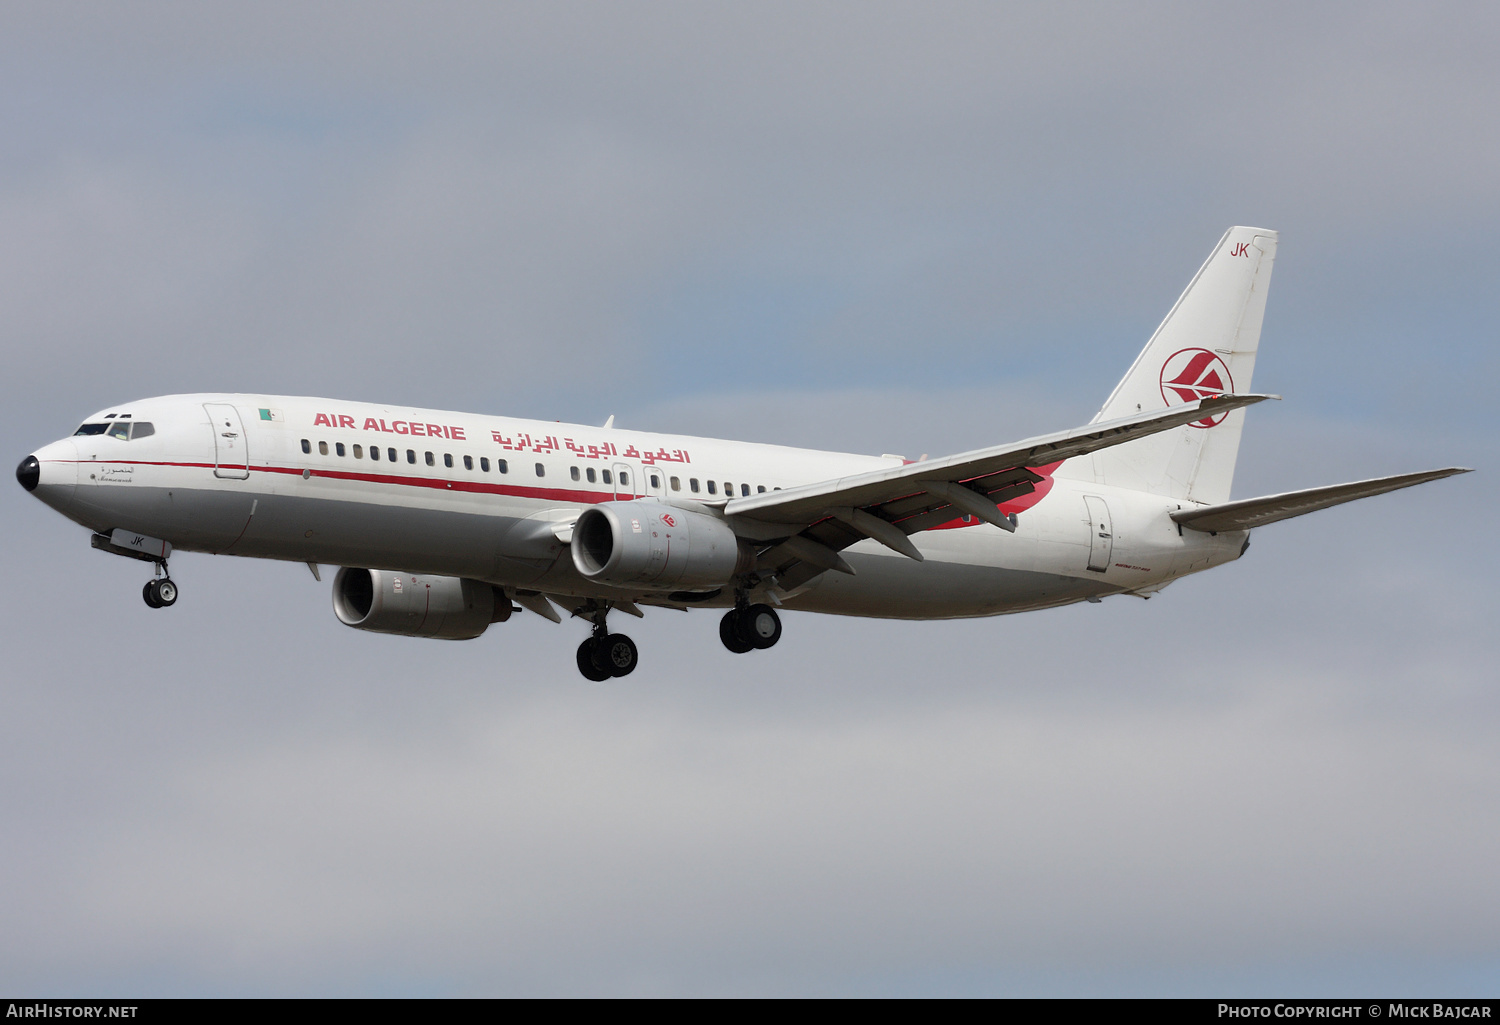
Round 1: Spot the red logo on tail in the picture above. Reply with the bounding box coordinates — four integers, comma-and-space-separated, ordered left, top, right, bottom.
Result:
1159, 348, 1235, 428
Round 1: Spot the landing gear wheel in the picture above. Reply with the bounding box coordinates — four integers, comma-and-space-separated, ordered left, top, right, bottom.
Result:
741, 603, 781, 649
592, 633, 638, 677
142, 581, 163, 609
719, 610, 753, 654
154, 579, 178, 607
576, 639, 612, 682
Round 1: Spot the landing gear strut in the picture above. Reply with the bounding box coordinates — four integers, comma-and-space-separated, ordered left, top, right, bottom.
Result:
720, 601, 781, 654
141, 562, 178, 609
575, 605, 638, 681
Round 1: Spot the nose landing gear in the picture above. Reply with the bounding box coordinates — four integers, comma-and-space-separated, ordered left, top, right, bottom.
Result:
575, 604, 639, 680
141, 562, 178, 609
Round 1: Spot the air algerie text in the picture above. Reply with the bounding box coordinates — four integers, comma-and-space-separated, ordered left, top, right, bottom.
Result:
312, 413, 466, 441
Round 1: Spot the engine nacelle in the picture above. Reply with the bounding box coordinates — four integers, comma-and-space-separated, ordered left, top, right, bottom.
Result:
572, 501, 751, 589
332, 567, 510, 640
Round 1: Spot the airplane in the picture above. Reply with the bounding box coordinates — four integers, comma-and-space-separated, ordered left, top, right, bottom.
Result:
15, 226, 1470, 680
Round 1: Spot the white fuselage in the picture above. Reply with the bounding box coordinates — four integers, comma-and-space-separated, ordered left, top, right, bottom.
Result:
26, 394, 1248, 619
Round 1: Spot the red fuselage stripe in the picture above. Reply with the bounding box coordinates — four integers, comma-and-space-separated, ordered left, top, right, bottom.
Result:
65, 457, 1060, 525
70, 459, 624, 504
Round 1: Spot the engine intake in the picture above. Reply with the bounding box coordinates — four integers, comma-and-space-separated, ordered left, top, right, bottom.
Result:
572, 501, 751, 589
332, 568, 510, 640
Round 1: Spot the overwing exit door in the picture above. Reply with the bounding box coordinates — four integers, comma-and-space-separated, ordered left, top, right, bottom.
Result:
612, 463, 638, 500
642, 464, 666, 498
204, 403, 249, 479
1084, 495, 1113, 573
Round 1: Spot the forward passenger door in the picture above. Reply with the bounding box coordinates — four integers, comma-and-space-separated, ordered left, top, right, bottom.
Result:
204, 403, 250, 479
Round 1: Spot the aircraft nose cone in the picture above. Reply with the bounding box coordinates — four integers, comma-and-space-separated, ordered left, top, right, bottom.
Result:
16, 455, 40, 492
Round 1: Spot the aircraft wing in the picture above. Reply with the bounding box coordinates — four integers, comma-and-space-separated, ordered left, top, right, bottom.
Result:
1170, 467, 1472, 533
723, 393, 1270, 590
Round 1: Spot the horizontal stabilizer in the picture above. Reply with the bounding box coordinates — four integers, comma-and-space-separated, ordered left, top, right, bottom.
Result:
1171, 467, 1472, 533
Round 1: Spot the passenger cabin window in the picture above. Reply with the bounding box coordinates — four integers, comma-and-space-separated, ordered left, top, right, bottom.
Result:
670, 476, 681, 492
318, 441, 329, 456
535, 462, 545, 477
757, 485, 766, 493
388, 448, 397, 462
301, 439, 311, 454
649, 472, 660, 489
353, 444, 363, 458
707, 481, 717, 495
443, 453, 453, 468
464, 455, 473, 470
336, 443, 346, 457
602, 469, 612, 484
425, 451, 435, 466
586, 467, 596, 483
480, 457, 490, 472
107, 423, 130, 440
74, 423, 109, 436
406, 449, 416, 464
570, 466, 580, 481
619, 471, 629, 487
370, 446, 380, 461
723, 482, 732, 496
690, 478, 700, 493
497, 459, 508, 474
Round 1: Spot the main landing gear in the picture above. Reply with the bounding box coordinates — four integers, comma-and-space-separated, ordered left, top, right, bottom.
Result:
141, 562, 178, 609
720, 602, 781, 654
575, 605, 639, 681
570, 597, 780, 678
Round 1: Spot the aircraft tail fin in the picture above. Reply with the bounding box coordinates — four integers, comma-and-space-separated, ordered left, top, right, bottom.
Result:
1088, 226, 1278, 504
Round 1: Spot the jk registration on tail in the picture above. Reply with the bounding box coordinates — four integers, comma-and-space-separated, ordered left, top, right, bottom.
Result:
17, 228, 1470, 680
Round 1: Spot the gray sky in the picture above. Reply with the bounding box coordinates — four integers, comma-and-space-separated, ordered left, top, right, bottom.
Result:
1, 2, 1495, 996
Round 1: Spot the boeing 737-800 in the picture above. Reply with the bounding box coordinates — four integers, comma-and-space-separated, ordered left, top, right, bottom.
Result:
16, 227, 1469, 679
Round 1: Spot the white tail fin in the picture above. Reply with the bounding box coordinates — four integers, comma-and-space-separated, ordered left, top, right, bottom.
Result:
1088, 226, 1278, 504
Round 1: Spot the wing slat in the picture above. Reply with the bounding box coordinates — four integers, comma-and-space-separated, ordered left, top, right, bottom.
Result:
728, 394, 1267, 526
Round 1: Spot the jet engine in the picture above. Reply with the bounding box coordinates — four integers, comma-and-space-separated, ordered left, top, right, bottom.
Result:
571, 501, 752, 589
332, 567, 510, 640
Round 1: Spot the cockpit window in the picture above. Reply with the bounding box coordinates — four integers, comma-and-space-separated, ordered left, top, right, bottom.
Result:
76, 421, 155, 439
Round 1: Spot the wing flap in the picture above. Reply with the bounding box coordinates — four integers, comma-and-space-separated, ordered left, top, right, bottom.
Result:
1171, 467, 1472, 533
